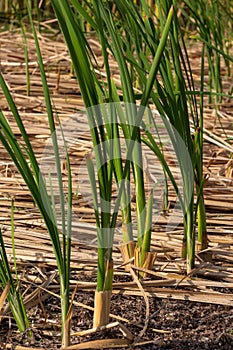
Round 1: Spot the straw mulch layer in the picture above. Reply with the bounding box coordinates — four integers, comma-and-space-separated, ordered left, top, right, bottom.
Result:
0, 29, 233, 349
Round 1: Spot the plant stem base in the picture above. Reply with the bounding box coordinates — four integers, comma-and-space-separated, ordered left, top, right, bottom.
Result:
93, 290, 112, 328
119, 241, 136, 271
120, 241, 156, 277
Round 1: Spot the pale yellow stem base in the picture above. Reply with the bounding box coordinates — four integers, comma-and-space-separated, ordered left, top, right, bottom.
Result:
119, 241, 136, 271
120, 242, 157, 278
93, 290, 112, 328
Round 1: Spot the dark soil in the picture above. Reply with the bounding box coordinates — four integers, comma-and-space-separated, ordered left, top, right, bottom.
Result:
1, 272, 233, 350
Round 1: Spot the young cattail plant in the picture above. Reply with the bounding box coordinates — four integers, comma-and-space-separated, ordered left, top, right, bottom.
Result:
0, 202, 29, 332
111, 0, 208, 272
0, 2, 73, 346
52, 0, 173, 327
180, 0, 233, 253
